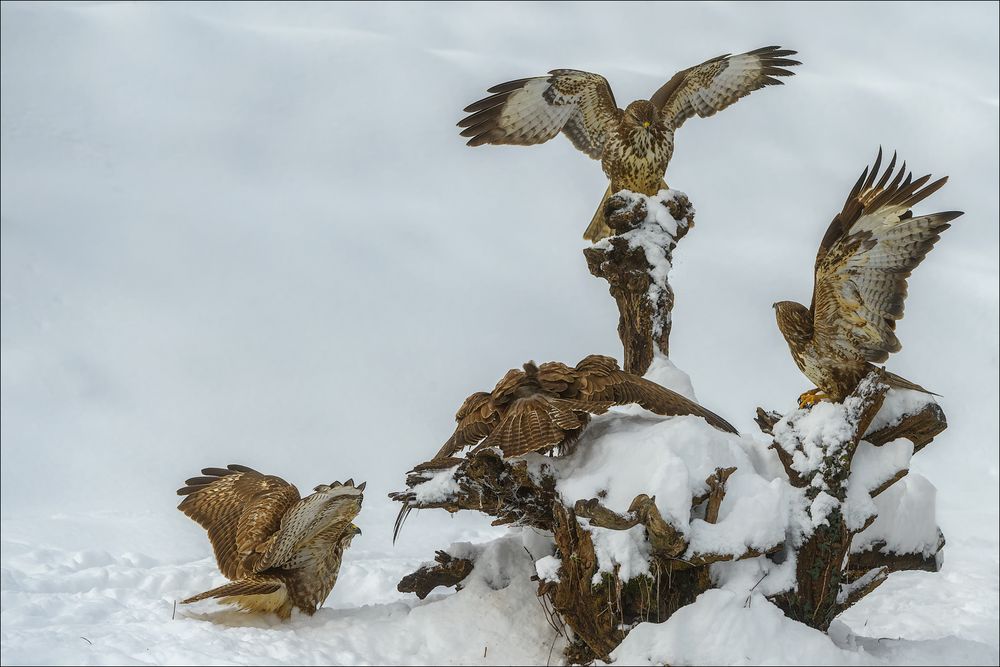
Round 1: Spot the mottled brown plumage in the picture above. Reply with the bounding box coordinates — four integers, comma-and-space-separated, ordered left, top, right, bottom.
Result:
774, 149, 963, 404
458, 46, 800, 241
177, 465, 364, 619
433, 354, 737, 460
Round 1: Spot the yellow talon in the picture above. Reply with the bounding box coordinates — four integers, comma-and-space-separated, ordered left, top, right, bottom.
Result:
798, 388, 830, 409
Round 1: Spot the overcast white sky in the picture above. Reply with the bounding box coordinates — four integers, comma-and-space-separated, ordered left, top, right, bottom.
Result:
1, 3, 997, 551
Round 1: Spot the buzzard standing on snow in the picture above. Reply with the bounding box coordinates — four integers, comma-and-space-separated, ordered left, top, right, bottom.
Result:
773, 150, 962, 406
458, 46, 799, 241
177, 465, 364, 619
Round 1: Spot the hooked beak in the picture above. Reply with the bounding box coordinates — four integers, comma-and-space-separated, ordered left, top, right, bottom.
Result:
643, 121, 651, 128
351, 524, 362, 536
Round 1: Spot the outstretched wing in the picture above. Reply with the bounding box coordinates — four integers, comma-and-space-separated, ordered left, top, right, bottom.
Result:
458, 70, 621, 159
574, 355, 738, 433
248, 484, 364, 572
651, 46, 799, 130
432, 391, 500, 460
810, 149, 962, 364
177, 464, 300, 579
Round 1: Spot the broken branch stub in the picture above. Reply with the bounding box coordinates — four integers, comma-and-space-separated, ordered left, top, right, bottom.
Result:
397, 551, 475, 600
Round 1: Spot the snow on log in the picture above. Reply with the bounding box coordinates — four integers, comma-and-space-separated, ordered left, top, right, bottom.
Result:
584, 189, 693, 374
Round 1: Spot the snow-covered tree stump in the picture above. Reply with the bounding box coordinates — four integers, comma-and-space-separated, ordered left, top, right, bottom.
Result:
755, 369, 948, 631
391, 400, 781, 664
584, 190, 693, 375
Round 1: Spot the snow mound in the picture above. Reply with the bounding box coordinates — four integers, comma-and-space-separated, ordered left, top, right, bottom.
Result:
522, 408, 794, 581
852, 473, 942, 558
0, 519, 565, 665
609, 588, 998, 666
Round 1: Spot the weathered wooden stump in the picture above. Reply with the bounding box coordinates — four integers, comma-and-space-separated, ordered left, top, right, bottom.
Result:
584, 190, 694, 375
391, 448, 771, 663
757, 369, 949, 630
389, 193, 951, 663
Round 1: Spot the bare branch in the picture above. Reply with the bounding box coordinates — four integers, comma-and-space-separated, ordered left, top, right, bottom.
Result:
703, 467, 737, 524
770, 442, 808, 488
870, 468, 909, 499
865, 402, 947, 452
754, 407, 782, 435
835, 566, 888, 615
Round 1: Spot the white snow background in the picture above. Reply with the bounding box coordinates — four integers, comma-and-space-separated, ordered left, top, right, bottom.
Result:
1, 2, 997, 665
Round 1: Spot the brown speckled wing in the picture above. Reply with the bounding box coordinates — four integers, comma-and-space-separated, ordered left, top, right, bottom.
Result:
574, 355, 737, 434
481, 395, 575, 457
653, 46, 799, 130
251, 485, 363, 572
490, 367, 528, 406
458, 70, 620, 159
177, 465, 300, 580
432, 391, 500, 459
536, 361, 579, 396
811, 150, 961, 366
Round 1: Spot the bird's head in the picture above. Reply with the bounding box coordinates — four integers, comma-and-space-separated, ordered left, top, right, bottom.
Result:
339, 523, 362, 549
772, 301, 813, 345
624, 100, 661, 133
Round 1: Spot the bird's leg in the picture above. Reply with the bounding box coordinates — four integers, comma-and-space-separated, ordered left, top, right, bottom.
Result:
797, 388, 830, 409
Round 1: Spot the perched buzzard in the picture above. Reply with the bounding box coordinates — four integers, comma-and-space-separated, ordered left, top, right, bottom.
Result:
433, 354, 737, 461
458, 46, 799, 241
177, 465, 364, 619
773, 150, 962, 406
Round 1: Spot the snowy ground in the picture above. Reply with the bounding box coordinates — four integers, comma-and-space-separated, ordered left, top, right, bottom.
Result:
2, 2, 998, 665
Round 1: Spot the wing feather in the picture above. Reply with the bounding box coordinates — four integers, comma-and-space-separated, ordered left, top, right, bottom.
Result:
458, 70, 620, 159
481, 395, 570, 457
573, 355, 737, 433
249, 485, 363, 572
652, 45, 799, 130
432, 391, 500, 459
811, 150, 962, 364
177, 465, 300, 580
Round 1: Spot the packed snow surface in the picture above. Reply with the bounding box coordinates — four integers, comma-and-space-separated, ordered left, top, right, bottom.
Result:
2, 1, 997, 666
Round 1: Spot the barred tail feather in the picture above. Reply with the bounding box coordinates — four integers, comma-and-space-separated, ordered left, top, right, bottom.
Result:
583, 185, 614, 242
883, 371, 940, 397
182, 579, 282, 604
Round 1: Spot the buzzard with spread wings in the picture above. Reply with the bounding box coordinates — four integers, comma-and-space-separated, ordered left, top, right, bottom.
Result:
773, 150, 962, 406
432, 354, 737, 461
458, 46, 799, 241
177, 465, 364, 619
